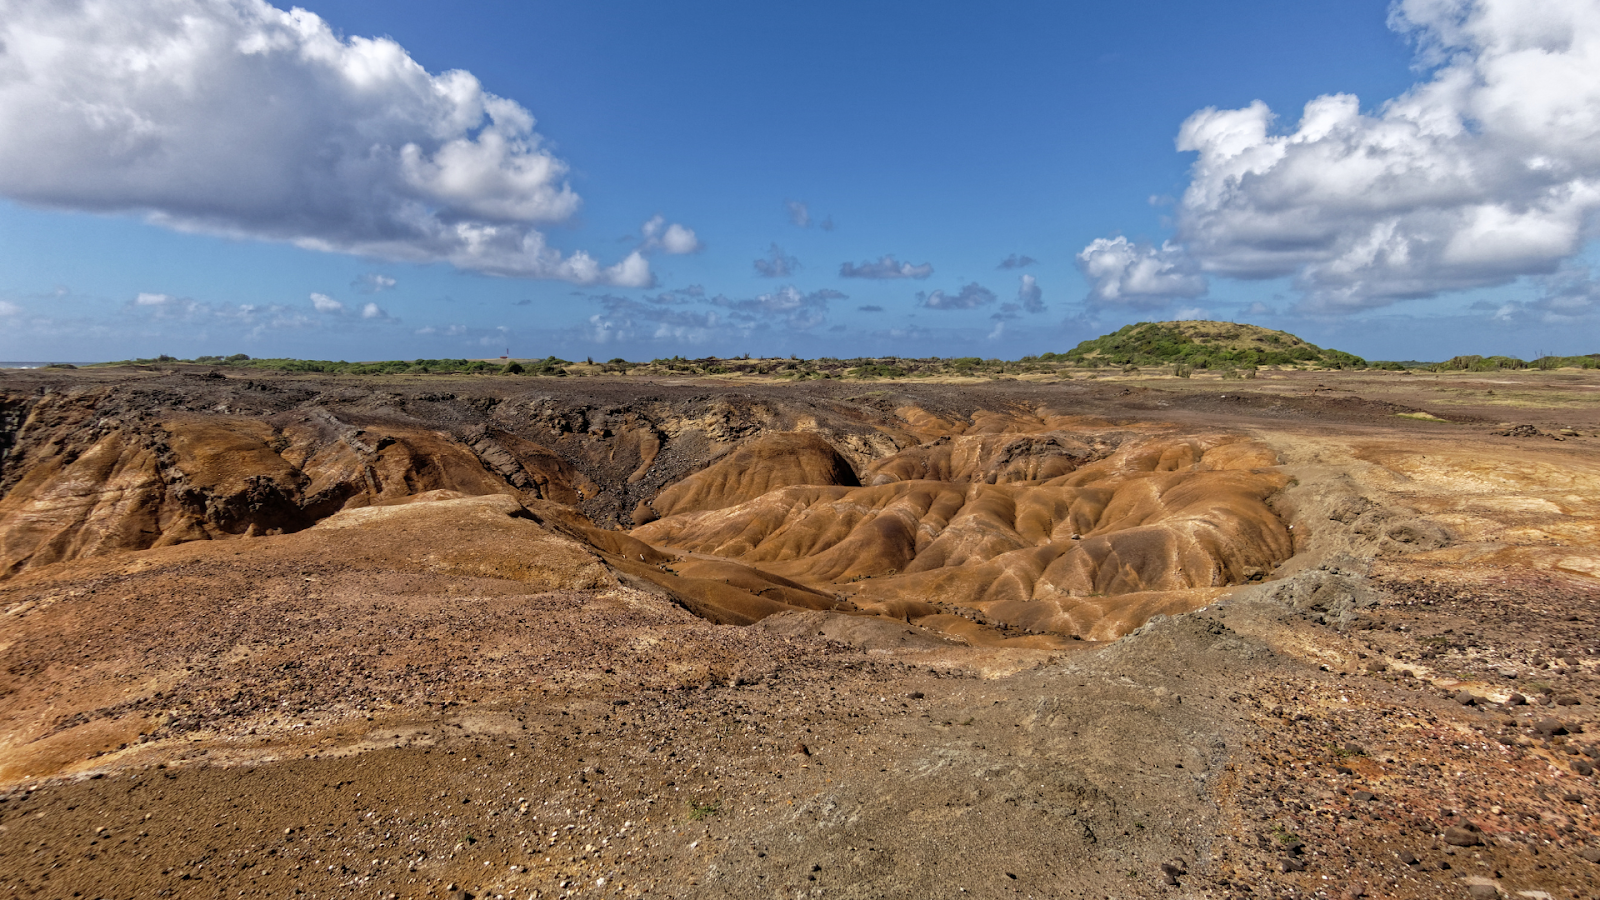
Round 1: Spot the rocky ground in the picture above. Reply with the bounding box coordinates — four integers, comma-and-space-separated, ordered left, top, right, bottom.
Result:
0, 365, 1597, 899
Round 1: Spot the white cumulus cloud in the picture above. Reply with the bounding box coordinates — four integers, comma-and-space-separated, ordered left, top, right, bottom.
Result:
917, 283, 997, 310
0, 300, 20, 316
1017, 274, 1044, 313
710, 286, 841, 330
353, 273, 396, 294
1076, 238, 1207, 307
1162, 0, 1600, 311
361, 301, 388, 319
310, 292, 344, 313
0, 0, 651, 286
640, 215, 702, 254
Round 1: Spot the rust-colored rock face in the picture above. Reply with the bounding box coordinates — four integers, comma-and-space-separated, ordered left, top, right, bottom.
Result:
0, 398, 597, 577
0, 377, 1289, 643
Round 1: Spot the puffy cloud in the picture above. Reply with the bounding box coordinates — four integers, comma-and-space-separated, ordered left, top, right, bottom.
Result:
648, 285, 705, 305
917, 283, 997, 310
1076, 238, 1206, 306
586, 296, 723, 345
753, 243, 799, 278
782, 201, 833, 230
640, 215, 702, 254
1163, 0, 1600, 311
0, 300, 21, 316
353, 273, 396, 294
0, 0, 650, 285
998, 254, 1037, 269
416, 324, 469, 337
128, 291, 314, 331
583, 285, 840, 344
710, 286, 841, 330
1017, 274, 1044, 313
310, 292, 344, 313
122, 288, 404, 335
840, 255, 934, 280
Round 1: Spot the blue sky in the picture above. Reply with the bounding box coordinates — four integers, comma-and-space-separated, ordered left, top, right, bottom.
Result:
2, 0, 1598, 362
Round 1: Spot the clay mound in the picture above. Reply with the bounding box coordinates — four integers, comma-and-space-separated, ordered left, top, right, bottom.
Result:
864, 432, 1100, 485
639, 431, 860, 522
634, 435, 1291, 639
601, 554, 852, 627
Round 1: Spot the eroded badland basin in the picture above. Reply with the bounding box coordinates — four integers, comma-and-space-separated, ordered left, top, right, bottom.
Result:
1, 366, 1599, 899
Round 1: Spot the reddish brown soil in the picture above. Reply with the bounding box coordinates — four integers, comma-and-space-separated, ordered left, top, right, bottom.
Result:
0, 365, 1597, 899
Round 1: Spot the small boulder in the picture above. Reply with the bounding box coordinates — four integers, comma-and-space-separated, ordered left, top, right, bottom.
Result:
1465, 884, 1499, 900
1536, 718, 1569, 737
1159, 861, 1184, 886
1443, 824, 1483, 847
1455, 691, 1477, 706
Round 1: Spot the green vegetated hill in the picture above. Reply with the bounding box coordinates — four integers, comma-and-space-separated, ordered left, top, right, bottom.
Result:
1054, 320, 1366, 370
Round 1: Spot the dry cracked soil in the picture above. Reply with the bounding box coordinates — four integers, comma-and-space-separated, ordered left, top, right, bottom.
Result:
1, 365, 1599, 900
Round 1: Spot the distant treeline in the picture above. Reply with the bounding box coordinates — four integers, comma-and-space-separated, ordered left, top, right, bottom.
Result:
103, 354, 573, 376
96, 346, 1600, 379
1426, 354, 1600, 372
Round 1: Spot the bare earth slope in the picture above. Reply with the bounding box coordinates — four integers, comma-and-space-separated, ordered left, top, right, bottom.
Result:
0, 366, 1599, 898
